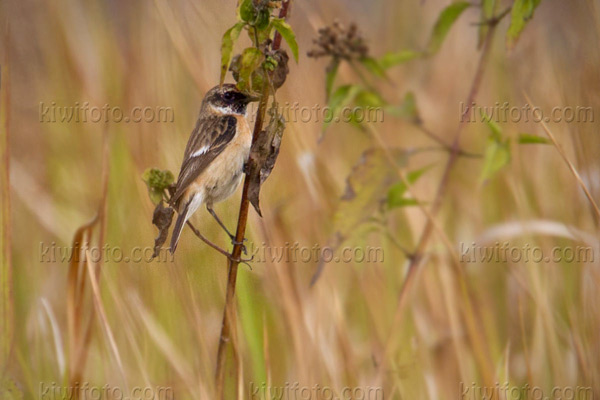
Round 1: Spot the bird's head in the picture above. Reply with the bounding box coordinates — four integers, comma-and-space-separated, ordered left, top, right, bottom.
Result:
202, 84, 260, 116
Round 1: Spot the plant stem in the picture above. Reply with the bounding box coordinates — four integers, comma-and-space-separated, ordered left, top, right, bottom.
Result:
380, 15, 503, 387
214, 1, 292, 397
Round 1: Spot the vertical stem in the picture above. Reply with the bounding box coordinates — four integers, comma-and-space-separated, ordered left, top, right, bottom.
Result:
0, 62, 15, 375
214, 2, 292, 398
382, 18, 500, 386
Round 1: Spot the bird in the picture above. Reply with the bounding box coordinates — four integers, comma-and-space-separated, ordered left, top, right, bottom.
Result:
169, 84, 259, 253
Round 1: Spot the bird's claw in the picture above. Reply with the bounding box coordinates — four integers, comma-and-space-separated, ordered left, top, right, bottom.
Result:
229, 236, 248, 255
226, 254, 254, 270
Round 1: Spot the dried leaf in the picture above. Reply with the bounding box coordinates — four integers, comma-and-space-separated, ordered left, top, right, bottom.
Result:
311, 148, 411, 285
152, 202, 174, 258
247, 103, 286, 216
231, 49, 289, 92
269, 49, 289, 90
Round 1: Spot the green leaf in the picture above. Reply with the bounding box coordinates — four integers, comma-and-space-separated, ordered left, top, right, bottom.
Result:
506, 0, 542, 49
427, 1, 471, 54
271, 18, 299, 62
237, 47, 264, 92
354, 89, 386, 108
389, 198, 420, 208
359, 56, 388, 78
387, 165, 431, 209
142, 168, 174, 205
480, 138, 510, 183
220, 22, 246, 85
255, 9, 271, 30
142, 168, 174, 190
518, 133, 550, 144
479, 110, 502, 141
385, 92, 421, 124
480, 116, 511, 182
325, 59, 340, 101
324, 84, 361, 129
379, 50, 423, 69
239, 0, 257, 23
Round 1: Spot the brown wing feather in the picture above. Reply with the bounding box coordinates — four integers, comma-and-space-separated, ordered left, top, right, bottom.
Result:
171, 115, 237, 205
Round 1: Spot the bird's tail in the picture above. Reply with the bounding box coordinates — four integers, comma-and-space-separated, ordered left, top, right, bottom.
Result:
170, 192, 203, 253
169, 204, 188, 254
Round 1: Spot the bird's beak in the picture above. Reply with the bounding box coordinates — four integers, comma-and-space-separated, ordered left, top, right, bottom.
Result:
245, 93, 261, 102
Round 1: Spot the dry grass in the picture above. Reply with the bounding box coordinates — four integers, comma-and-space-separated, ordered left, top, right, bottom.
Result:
1, 0, 599, 399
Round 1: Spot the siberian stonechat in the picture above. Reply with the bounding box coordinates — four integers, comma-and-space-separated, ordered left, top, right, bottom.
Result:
169, 84, 258, 253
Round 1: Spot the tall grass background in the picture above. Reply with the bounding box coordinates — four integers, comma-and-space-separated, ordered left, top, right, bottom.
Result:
1, 0, 599, 398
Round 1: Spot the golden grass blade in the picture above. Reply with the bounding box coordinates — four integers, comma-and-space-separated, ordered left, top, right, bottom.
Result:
131, 293, 202, 399
524, 93, 600, 222
84, 251, 127, 385
67, 128, 110, 389
40, 298, 66, 376
66, 217, 97, 386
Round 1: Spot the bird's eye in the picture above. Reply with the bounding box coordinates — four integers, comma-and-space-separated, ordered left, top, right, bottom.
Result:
223, 92, 235, 101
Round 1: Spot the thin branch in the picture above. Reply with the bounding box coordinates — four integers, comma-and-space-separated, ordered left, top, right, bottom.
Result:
416, 125, 481, 158
0, 62, 15, 376
186, 221, 236, 259
379, 13, 507, 387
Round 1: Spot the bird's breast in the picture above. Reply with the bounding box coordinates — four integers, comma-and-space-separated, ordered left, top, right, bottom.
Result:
203, 116, 252, 204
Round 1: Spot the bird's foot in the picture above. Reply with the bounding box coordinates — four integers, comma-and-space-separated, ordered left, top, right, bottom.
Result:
226, 253, 254, 270
229, 236, 248, 255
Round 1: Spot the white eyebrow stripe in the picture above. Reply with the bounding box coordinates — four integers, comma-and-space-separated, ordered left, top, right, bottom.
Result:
191, 146, 209, 157
209, 104, 232, 114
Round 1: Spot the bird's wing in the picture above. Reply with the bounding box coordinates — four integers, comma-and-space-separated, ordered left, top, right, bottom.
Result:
172, 114, 238, 205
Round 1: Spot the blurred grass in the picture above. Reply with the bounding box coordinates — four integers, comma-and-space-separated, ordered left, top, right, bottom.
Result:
1, 0, 599, 399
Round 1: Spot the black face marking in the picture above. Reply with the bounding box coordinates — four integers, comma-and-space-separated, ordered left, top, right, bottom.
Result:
205, 85, 252, 114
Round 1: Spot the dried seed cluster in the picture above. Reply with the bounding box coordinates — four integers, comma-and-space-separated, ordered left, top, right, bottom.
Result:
307, 20, 368, 60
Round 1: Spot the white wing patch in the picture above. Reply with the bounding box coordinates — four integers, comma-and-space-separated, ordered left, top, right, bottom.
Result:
191, 146, 209, 158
